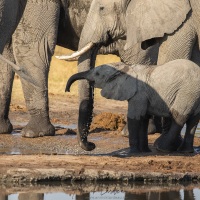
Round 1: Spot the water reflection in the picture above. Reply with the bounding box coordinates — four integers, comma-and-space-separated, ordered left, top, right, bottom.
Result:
1, 183, 200, 200
4, 190, 200, 200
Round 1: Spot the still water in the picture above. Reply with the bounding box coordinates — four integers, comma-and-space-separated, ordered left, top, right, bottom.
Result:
2, 183, 200, 200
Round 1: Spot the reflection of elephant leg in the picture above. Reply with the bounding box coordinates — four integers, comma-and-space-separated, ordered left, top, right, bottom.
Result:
0, 194, 8, 200
0, 44, 15, 134
18, 193, 44, 200
178, 113, 200, 153
183, 190, 195, 200
13, 0, 60, 137
76, 193, 90, 200
125, 192, 146, 200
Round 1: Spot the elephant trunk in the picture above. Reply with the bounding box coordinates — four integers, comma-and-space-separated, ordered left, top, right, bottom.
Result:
72, 4, 101, 151
75, 46, 99, 151
65, 71, 89, 92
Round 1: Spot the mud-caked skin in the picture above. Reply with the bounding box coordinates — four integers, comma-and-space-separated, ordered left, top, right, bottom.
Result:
66, 60, 200, 155
0, 0, 92, 137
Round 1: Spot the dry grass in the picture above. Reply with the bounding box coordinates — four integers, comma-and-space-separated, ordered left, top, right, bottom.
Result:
11, 45, 120, 102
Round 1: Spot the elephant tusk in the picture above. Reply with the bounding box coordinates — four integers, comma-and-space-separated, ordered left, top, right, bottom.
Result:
0, 54, 21, 71
55, 42, 94, 61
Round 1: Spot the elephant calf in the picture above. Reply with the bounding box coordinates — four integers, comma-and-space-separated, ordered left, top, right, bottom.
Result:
66, 59, 200, 155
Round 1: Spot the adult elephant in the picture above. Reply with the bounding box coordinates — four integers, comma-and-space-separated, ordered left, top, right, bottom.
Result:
0, 0, 93, 137
59, 0, 200, 151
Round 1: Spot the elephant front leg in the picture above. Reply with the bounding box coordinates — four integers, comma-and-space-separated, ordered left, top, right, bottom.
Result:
0, 44, 15, 134
12, 0, 60, 137
139, 116, 151, 152
128, 117, 141, 154
20, 79, 55, 138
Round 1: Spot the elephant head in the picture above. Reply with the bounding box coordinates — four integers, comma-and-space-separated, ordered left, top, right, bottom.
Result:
66, 63, 138, 100
59, 0, 191, 151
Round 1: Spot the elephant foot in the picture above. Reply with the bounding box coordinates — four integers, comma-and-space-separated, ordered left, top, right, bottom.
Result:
0, 119, 13, 134
155, 133, 183, 152
177, 142, 194, 153
119, 147, 142, 157
21, 116, 55, 138
140, 146, 152, 152
79, 141, 96, 151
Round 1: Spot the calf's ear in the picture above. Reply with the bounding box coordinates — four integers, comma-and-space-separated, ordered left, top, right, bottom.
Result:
101, 70, 137, 101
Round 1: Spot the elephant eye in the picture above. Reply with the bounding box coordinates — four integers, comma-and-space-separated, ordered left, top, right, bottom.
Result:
96, 72, 100, 76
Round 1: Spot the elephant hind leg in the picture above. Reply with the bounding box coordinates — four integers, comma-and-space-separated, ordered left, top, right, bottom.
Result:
0, 43, 15, 134
156, 118, 183, 153
178, 114, 200, 153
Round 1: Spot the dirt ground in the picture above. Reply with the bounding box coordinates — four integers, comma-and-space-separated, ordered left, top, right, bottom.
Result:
0, 86, 198, 184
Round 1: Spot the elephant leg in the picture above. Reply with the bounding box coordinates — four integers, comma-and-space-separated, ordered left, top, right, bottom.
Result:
156, 118, 183, 152
121, 115, 160, 137
139, 115, 151, 152
128, 117, 141, 154
0, 43, 15, 134
178, 114, 200, 153
18, 193, 44, 200
154, 117, 183, 149
12, 0, 60, 137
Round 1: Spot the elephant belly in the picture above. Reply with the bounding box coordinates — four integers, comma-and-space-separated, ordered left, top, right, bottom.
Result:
147, 101, 171, 117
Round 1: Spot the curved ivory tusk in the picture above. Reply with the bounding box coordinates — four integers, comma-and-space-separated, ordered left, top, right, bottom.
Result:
55, 42, 94, 61
0, 54, 21, 71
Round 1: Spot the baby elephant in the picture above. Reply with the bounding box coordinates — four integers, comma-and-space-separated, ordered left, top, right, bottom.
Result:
66, 59, 200, 155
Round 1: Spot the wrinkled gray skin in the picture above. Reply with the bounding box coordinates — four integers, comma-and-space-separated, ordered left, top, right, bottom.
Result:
76, 0, 200, 151
67, 59, 200, 154
0, 0, 92, 137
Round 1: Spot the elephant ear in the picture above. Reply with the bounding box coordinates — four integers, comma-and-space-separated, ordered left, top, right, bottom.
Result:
101, 66, 137, 101
125, 0, 191, 50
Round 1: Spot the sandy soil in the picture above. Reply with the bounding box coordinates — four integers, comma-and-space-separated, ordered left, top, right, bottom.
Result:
1, 86, 199, 184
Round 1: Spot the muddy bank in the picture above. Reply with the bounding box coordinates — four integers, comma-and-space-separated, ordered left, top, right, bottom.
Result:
0, 132, 199, 184
0, 153, 200, 184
